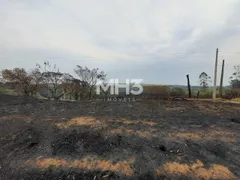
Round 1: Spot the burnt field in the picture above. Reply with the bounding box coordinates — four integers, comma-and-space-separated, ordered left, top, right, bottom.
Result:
0, 95, 240, 180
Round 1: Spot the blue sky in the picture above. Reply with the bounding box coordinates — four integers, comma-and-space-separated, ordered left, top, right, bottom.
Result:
0, 0, 240, 85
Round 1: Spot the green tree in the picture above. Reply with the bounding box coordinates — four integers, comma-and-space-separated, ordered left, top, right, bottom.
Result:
199, 72, 211, 91
229, 65, 240, 89
1, 68, 37, 96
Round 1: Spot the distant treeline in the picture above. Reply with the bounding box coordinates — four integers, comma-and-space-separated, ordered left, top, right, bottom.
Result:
0, 62, 239, 100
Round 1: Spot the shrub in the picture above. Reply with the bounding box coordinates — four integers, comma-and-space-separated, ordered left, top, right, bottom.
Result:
198, 90, 213, 98
0, 87, 17, 95
170, 87, 185, 97
142, 85, 169, 99
224, 89, 240, 99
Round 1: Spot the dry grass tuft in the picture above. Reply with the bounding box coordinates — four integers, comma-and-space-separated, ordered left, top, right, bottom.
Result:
25, 157, 68, 168
108, 119, 157, 126
0, 114, 31, 121
25, 156, 135, 176
56, 117, 157, 129
69, 156, 135, 176
156, 160, 236, 179
110, 126, 157, 138
171, 129, 236, 143
55, 116, 102, 129
55, 117, 158, 139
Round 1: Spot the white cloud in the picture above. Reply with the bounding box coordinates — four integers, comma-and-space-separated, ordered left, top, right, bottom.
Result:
0, 0, 239, 84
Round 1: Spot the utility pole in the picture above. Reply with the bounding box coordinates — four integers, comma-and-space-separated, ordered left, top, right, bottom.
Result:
213, 48, 219, 99
186, 74, 192, 98
219, 59, 225, 98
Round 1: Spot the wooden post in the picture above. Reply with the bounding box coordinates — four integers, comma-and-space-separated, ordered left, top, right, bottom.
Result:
219, 59, 225, 98
213, 48, 219, 99
186, 75, 192, 98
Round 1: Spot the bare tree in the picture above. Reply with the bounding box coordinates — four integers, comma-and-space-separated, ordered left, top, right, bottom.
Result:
29, 68, 44, 95
62, 75, 87, 100
36, 62, 67, 100
74, 65, 106, 99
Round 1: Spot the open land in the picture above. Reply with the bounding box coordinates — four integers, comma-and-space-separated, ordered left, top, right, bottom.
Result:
0, 95, 240, 179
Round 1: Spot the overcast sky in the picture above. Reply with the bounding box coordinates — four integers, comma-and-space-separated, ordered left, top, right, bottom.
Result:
0, 0, 240, 85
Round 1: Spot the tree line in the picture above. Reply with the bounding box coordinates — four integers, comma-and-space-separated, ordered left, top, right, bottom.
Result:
1, 62, 239, 100
0, 62, 106, 100
198, 65, 240, 91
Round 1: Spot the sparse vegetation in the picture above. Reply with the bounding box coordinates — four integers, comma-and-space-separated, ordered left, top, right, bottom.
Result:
0, 87, 17, 95
1, 62, 240, 179
230, 65, 240, 89
0, 95, 239, 179
170, 87, 185, 97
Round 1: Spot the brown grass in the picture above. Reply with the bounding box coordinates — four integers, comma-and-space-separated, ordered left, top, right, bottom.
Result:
69, 156, 135, 176
156, 160, 236, 179
55, 116, 102, 129
25, 156, 135, 176
33, 158, 67, 168
0, 114, 31, 121
170, 129, 236, 143
56, 117, 157, 129
108, 119, 157, 126
109, 126, 158, 138
55, 117, 158, 139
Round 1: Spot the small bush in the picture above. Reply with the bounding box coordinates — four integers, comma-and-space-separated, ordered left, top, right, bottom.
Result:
198, 90, 213, 98
170, 87, 185, 97
224, 89, 240, 99
0, 87, 17, 95
142, 85, 169, 99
